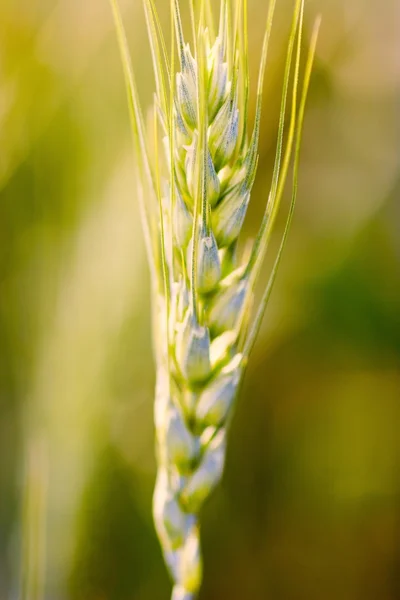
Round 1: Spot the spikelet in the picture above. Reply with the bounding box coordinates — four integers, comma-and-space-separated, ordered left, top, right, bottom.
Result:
110, 0, 321, 597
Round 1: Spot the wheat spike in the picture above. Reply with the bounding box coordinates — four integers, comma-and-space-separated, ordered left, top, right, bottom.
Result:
110, 0, 320, 597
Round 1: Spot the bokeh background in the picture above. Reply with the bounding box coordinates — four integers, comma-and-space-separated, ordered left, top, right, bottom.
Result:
1, 0, 399, 598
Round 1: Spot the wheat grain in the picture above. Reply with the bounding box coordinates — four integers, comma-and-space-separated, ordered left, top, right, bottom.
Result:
110, 0, 320, 597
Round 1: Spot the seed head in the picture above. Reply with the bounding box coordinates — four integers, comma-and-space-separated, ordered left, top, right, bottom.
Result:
110, 0, 320, 597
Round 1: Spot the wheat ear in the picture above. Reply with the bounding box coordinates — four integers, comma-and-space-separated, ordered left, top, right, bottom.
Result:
110, 0, 320, 598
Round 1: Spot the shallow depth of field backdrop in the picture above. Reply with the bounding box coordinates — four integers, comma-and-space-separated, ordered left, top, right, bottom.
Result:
1, 0, 399, 598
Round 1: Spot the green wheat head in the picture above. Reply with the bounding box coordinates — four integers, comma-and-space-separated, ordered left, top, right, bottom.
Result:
110, 0, 320, 598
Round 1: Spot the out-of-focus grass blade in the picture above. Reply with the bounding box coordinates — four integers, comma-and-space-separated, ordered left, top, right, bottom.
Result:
20, 440, 47, 600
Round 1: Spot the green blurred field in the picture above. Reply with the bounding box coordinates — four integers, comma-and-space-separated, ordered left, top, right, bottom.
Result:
1, 0, 399, 598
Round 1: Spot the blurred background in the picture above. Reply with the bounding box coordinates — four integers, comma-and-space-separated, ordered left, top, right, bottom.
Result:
1, 0, 399, 598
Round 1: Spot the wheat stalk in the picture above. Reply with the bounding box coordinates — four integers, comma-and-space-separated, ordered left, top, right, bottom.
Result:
110, 0, 320, 597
